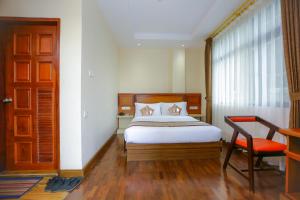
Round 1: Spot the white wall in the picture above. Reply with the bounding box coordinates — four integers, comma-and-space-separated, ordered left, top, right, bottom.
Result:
185, 47, 206, 115
119, 47, 206, 114
0, 0, 83, 169
81, 0, 119, 167
119, 48, 172, 93
172, 49, 186, 93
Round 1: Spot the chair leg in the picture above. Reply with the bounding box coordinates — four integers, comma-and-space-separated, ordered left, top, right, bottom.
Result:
255, 156, 263, 168
247, 138, 255, 192
223, 145, 233, 170
248, 154, 255, 192
223, 130, 238, 169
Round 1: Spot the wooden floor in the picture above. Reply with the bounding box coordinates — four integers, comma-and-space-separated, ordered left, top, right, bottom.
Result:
65, 135, 285, 200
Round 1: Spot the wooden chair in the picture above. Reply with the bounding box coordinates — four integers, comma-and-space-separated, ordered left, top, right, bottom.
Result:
223, 116, 286, 192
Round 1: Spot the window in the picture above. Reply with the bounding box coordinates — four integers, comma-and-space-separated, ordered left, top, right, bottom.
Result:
212, 0, 290, 143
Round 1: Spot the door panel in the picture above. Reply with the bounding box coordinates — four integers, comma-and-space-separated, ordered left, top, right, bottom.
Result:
14, 88, 31, 109
5, 25, 58, 170
13, 33, 32, 55
36, 88, 55, 163
37, 33, 54, 56
37, 61, 53, 82
14, 115, 32, 137
14, 142, 33, 164
14, 60, 31, 82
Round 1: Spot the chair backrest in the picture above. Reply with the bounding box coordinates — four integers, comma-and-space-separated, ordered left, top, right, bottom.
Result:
225, 116, 281, 141
228, 116, 256, 122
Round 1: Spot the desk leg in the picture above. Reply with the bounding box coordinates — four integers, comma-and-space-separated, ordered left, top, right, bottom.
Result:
286, 157, 300, 193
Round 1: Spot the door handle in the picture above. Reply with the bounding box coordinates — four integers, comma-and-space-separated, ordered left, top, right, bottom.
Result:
2, 98, 13, 104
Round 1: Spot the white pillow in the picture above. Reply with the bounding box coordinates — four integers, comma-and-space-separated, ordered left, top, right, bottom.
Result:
161, 102, 188, 116
135, 103, 161, 117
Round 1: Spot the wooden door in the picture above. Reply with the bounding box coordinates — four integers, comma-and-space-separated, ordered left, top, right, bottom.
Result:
0, 23, 6, 172
4, 25, 58, 170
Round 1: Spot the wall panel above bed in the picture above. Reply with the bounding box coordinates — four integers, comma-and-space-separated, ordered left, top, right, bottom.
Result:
118, 93, 201, 115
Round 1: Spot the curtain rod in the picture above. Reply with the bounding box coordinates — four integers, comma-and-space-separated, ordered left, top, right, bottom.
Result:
208, 0, 256, 39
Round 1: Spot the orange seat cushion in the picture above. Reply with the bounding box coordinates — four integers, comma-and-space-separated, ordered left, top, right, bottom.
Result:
235, 138, 286, 152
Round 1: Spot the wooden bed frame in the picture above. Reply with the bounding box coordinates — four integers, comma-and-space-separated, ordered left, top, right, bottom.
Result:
118, 93, 222, 162
126, 142, 222, 161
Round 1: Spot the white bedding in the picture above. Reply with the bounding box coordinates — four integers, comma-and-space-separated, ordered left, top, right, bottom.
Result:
124, 116, 222, 144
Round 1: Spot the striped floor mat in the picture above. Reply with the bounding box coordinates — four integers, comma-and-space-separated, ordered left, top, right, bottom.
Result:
0, 177, 42, 199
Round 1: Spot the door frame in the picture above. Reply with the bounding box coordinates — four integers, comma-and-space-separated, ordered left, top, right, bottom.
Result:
0, 17, 60, 171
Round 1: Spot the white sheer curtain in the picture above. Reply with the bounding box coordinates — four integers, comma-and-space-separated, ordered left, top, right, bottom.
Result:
212, 0, 289, 163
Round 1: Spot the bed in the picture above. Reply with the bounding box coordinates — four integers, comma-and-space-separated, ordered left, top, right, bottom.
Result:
118, 93, 223, 161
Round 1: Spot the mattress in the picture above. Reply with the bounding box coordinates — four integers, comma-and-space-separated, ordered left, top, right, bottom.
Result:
124, 116, 222, 144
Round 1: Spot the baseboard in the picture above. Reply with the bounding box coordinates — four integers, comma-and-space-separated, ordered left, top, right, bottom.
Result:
59, 132, 116, 177
2, 133, 116, 178
82, 132, 117, 176
59, 170, 84, 177
0, 170, 58, 177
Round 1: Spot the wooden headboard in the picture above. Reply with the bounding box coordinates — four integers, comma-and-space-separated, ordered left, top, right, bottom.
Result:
118, 93, 201, 115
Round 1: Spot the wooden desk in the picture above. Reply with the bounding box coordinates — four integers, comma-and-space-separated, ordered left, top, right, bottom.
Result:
279, 129, 300, 200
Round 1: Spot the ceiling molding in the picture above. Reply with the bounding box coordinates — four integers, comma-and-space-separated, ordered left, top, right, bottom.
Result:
134, 33, 193, 41
97, 0, 245, 47
208, 0, 256, 38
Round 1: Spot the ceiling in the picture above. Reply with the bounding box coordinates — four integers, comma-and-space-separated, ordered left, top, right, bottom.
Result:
97, 0, 245, 48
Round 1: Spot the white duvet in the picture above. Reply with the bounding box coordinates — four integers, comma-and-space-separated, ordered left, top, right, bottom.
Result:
124, 116, 222, 144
